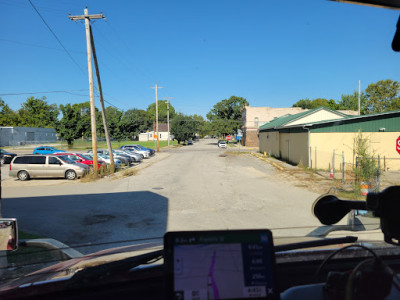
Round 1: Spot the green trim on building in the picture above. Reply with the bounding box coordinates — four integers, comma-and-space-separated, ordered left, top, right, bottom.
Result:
309, 114, 400, 133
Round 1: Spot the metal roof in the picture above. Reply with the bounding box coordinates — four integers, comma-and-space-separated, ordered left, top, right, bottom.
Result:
258, 107, 350, 131
271, 109, 400, 133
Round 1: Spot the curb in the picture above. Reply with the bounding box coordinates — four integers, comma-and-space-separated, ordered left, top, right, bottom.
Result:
250, 153, 285, 171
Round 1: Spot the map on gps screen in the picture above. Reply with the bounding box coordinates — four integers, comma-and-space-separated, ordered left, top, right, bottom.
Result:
173, 243, 274, 300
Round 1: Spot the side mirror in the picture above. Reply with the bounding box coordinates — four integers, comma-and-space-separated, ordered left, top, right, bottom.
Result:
348, 209, 380, 231
0, 219, 18, 251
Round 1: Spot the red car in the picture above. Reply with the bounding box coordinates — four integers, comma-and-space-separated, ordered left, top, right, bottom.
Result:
54, 153, 104, 169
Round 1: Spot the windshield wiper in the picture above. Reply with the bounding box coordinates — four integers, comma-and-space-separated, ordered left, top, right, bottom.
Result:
275, 236, 358, 252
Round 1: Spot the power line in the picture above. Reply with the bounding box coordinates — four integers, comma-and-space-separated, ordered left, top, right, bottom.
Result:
0, 38, 85, 54
0, 90, 89, 97
27, 0, 86, 75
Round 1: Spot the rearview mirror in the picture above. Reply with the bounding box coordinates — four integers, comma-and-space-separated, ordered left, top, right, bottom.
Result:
0, 219, 18, 251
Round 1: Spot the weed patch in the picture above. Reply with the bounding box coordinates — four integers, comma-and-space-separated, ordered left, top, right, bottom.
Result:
121, 167, 139, 177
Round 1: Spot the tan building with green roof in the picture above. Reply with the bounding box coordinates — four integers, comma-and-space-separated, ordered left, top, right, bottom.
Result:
258, 107, 400, 171
241, 106, 357, 147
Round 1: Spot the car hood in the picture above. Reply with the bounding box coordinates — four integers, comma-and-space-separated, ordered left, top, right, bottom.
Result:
0, 241, 163, 292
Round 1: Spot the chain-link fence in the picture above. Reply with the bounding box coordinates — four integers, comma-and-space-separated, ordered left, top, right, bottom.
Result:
312, 147, 400, 193
354, 156, 400, 192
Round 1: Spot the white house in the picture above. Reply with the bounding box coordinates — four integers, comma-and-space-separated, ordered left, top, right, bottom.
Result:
139, 123, 170, 141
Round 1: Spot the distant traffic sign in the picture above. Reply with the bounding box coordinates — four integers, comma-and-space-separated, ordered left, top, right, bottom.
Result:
226, 135, 231, 141
396, 136, 400, 155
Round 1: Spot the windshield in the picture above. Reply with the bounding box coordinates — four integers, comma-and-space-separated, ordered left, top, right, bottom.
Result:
0, 0, 398, 284
57, 155, 77, 164
78, 154, 92, 161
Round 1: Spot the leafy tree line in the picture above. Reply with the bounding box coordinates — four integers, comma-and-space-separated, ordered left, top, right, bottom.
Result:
292, 79, 400, 114
0, 95, 247, 144
0, 97, 180, 146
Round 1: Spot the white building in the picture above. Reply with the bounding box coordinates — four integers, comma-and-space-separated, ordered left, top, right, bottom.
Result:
139, 123, 170, 141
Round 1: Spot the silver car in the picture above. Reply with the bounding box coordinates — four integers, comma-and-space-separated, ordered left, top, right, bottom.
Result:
9, 155, 88, 180
119, 149, 144, 162
87, 149, 133, 165
121, 146, 150, 159
113, 149, 143, 162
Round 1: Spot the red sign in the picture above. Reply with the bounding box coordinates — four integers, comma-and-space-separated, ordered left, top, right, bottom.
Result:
226, 135, 231, 141
397, 136, 400, 155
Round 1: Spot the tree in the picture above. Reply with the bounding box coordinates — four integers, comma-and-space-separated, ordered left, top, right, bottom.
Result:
338, 91, 367, 114
17, 97, 59, 128
206, 95, 249, 136
171, 113, 198, 144
292, 98, 339, 110
292, 98, 312, 109
147, 100, 176, 123
58, 104, 81, 147
74, 102, 93, 139
364, 79, 400, 113
192, 114, 209, 137
121, 109, 152, 140
104, 107, 125, 144
57, 101, 96, 146
0, 99, 18, 126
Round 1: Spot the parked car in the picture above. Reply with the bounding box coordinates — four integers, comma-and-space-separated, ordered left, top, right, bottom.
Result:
0, 149, 17, 165
32, 146, 65, 155
187, 140, 193, 145
84, 153, 122, 169
99, 154, 122, 168
218, 141, 227, 148
120, 149, 145, 162
9, 154, 88, 180
87, 149, 133, 165
131, 145, 155, 156
54, 153, 104, 169
120, 145, 150, 158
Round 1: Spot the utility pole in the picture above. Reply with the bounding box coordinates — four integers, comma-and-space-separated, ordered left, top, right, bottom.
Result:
89, 25, 115, 173
358, 80, 361, 116
150, 84, 163, 152
164, 97, 174, 147
69, 8, 105, 175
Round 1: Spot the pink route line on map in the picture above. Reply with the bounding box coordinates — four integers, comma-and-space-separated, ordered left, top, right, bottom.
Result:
208, 251, 220, 299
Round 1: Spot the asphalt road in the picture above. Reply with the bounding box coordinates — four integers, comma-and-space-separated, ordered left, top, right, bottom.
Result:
1, 139, 321, 254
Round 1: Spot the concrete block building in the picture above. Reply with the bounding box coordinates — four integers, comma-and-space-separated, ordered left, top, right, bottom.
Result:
0, 126, 57, 146
258, 108, 400, 170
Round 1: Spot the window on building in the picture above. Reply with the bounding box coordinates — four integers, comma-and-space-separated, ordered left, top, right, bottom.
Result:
254, 117, 259, 128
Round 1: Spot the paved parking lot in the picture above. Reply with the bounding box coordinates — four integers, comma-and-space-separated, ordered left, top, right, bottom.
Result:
1, 164, 10, 181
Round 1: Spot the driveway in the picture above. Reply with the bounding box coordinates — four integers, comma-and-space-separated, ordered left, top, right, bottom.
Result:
1, 139, 322, 255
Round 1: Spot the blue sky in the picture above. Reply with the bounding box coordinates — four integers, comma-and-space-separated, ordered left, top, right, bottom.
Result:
1, 0, 399, 118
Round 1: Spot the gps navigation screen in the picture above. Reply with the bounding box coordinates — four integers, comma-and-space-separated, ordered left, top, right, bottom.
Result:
165, 230, 277, 300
